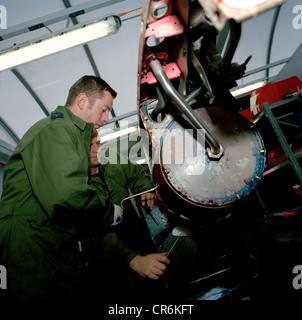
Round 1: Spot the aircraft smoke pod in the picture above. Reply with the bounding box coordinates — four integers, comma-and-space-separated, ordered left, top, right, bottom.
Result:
136, 0, 272, 221
153, 106, 266, 220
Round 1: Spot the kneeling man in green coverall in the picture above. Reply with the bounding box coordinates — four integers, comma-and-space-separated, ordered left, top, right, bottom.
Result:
84, 130, 170, 300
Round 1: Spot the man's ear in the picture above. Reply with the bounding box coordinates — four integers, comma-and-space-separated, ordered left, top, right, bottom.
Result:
76, 93, 88, 110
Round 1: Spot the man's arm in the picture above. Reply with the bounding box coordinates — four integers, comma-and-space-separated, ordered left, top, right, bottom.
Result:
22, 125, 114, 230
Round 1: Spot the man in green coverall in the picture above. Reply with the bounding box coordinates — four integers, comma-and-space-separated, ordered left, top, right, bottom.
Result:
85, 130, 170, 299
0, 75, 152, 300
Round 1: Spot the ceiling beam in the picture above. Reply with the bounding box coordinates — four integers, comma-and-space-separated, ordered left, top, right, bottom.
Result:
0, 139, 15, 160
61, 0, 120, 128
243, 57, 290, 78
11, 69, 49, 117
0, 0, 126, 41
62, 0, 101, 78
266, 5, 282, 80
0, 117, 20, 144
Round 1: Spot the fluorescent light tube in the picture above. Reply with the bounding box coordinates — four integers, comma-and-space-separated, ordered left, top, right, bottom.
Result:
136, 159, 147, 165
100, 125, 138, 143
0, 15, 121, 72
231, 80, 266, 97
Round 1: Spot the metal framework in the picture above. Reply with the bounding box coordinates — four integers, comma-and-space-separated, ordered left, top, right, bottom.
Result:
0, 0, 126, 146
0, 1, 291, 157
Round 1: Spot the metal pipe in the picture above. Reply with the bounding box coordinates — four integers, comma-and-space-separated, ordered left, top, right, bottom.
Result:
191, 49, 215, 103
148, 57, 223, 158
220, 19, 241, 71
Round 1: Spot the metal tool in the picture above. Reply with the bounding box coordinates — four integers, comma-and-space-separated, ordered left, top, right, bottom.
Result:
152, 219, 178, 248
166, 232, 182, 257
120, 185, 159, 210
141, 204, 159, 226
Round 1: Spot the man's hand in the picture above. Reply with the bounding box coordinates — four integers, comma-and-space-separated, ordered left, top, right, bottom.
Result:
140, 192, 157, 210
129, 253, 170, 280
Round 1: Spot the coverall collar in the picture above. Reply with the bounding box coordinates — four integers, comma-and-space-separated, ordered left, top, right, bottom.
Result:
54, 105, 93, 132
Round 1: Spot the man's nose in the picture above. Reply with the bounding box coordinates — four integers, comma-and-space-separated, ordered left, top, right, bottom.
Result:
91, 144, 99, 152
102, 111, 109, 123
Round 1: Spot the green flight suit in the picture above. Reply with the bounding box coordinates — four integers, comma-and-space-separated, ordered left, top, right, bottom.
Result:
0, 106, 115, 300
85, 150, 155, 299
89, 149, 154, 254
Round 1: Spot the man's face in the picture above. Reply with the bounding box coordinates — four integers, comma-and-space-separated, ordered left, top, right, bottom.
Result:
90, 132, 101, 167
83, 90, 113, 129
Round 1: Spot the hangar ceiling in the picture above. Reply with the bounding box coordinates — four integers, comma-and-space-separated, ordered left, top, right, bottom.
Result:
0, 0, 301, 163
